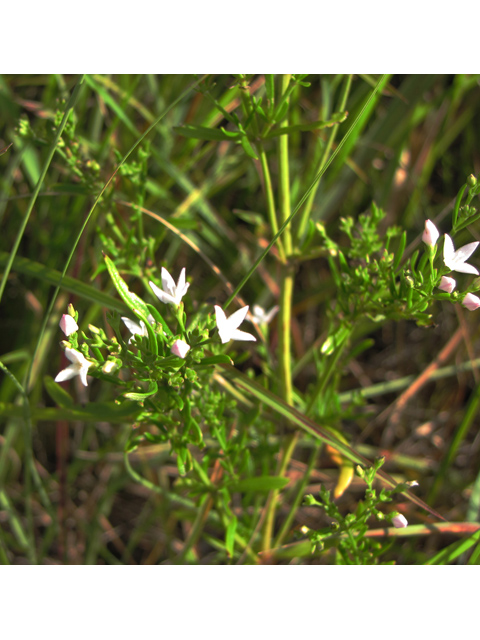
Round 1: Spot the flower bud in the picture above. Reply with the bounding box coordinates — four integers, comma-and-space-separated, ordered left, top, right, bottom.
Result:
59, 314, 78, 336
170, 339, 191, 359
392, 513, 408, 528
422, 220, 440, 247
102, 360, 118, 374
462, 292, 480, 311
438, 276, 456, 293
467, 174, 477, 188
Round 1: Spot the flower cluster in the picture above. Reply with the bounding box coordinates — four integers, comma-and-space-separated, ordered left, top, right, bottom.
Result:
422, 220, 480, 311
54, 267, 264, 388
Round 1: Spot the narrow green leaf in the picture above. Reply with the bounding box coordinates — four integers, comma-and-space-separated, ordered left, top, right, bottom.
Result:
426, 528, 480, 565
198, 355, 234, 366
174, 124, 241, 142
0, 251, 128, 313
240, 136, 258, 160
263, 112, 348, 139
44, 376, 74, 409
231, 476, 290, 493
104, 255, 150, 317
225, 515, 238, 558
220, 363, 445, 521
124, 381, 158, 401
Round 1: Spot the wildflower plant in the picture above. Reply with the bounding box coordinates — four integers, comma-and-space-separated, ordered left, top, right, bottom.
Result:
6, 75, 480, 566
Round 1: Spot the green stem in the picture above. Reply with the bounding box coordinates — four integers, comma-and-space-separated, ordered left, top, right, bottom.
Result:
305, 330, 351, 417
257, 147, 285, 262
296, 74, 352, 242
262, 75, 296, 552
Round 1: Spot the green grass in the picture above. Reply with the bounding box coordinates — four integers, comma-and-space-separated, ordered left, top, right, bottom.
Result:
1, 74, 480, 564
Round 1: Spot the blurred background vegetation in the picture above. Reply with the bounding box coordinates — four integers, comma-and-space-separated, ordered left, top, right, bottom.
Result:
1, 74, 480, 564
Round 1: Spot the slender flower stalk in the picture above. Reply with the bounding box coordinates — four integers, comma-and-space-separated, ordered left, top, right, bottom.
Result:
149, 267, 190, 306
55, 348, 92, 387
443, 234, 479, 275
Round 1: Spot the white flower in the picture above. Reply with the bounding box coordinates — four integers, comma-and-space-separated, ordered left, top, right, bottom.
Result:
438, 276, 456, 293
392, 513, 408, 529
422, 220, 440, 247
249, 304, 279, 325
121, 314, 155, 344
59, 314, 78, 336
214, 305, 257, 344
149, 267, 190, 306
462, 292, 480, 311
170, 339, 190, 359
55, 348, 92, 387
443, 234, 479, 275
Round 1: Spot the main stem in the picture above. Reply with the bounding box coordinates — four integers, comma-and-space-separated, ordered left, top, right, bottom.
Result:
262, 75, 296, 553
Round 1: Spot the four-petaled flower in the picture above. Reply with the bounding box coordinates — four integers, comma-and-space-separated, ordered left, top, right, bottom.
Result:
149, 267, 190, 306
55, 348, 92, 387
121, 314, 155, 343
422, 219, 440, 247
462, 292, 480, 311
214, 305, 256, 344
171, 339, 190, 359
443, 234, 479, 275
438, 276, 456, 293
249, 304, 279, 325
59, 314, 78, 336
391, 513, 408, 529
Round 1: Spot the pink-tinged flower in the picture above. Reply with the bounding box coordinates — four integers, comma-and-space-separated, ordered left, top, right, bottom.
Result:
443, 234, 479, 275
59, 314, 78, 336
462, 293, 480, 311
438, 276, 456, 293
55, 348, 92, 387
392, 514, 408, 529
214, 305, 257, 344
149, 267, 190, 306
171, 339, 190, 359
249, 304, 279, 325
422, 220, 440, 247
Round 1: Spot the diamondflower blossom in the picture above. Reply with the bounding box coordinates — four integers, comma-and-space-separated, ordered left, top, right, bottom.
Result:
462, 293, 480, 311
443, 234, 479, 275
59, 314, 78, 336
170, 339, 190, 359
422, 219, 440, 247
249, 304, 279, 325
55, 348, 92, 387
214, 305, 256, 344
438, 276, 456, 293
392, 513, 408, 529
149, 267, 190, 306
121, 314, 155, 344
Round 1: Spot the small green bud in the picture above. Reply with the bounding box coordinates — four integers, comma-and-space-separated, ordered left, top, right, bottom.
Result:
355, 465, 365, 478
467, 174, 477, 188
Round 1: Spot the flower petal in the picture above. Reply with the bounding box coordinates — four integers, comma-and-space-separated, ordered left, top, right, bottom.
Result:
121, 317, 144, 336
161, 268, 176, 297
226, 305, 249, 330
443, 234, 455, 267
149, 280, 177, 305
230, 329, 256, 342
78, 366, 90, 387
65, 348, 87, 366
452, 262, 479, 275
55, 365, 79, 383
454, 241, 479, 262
